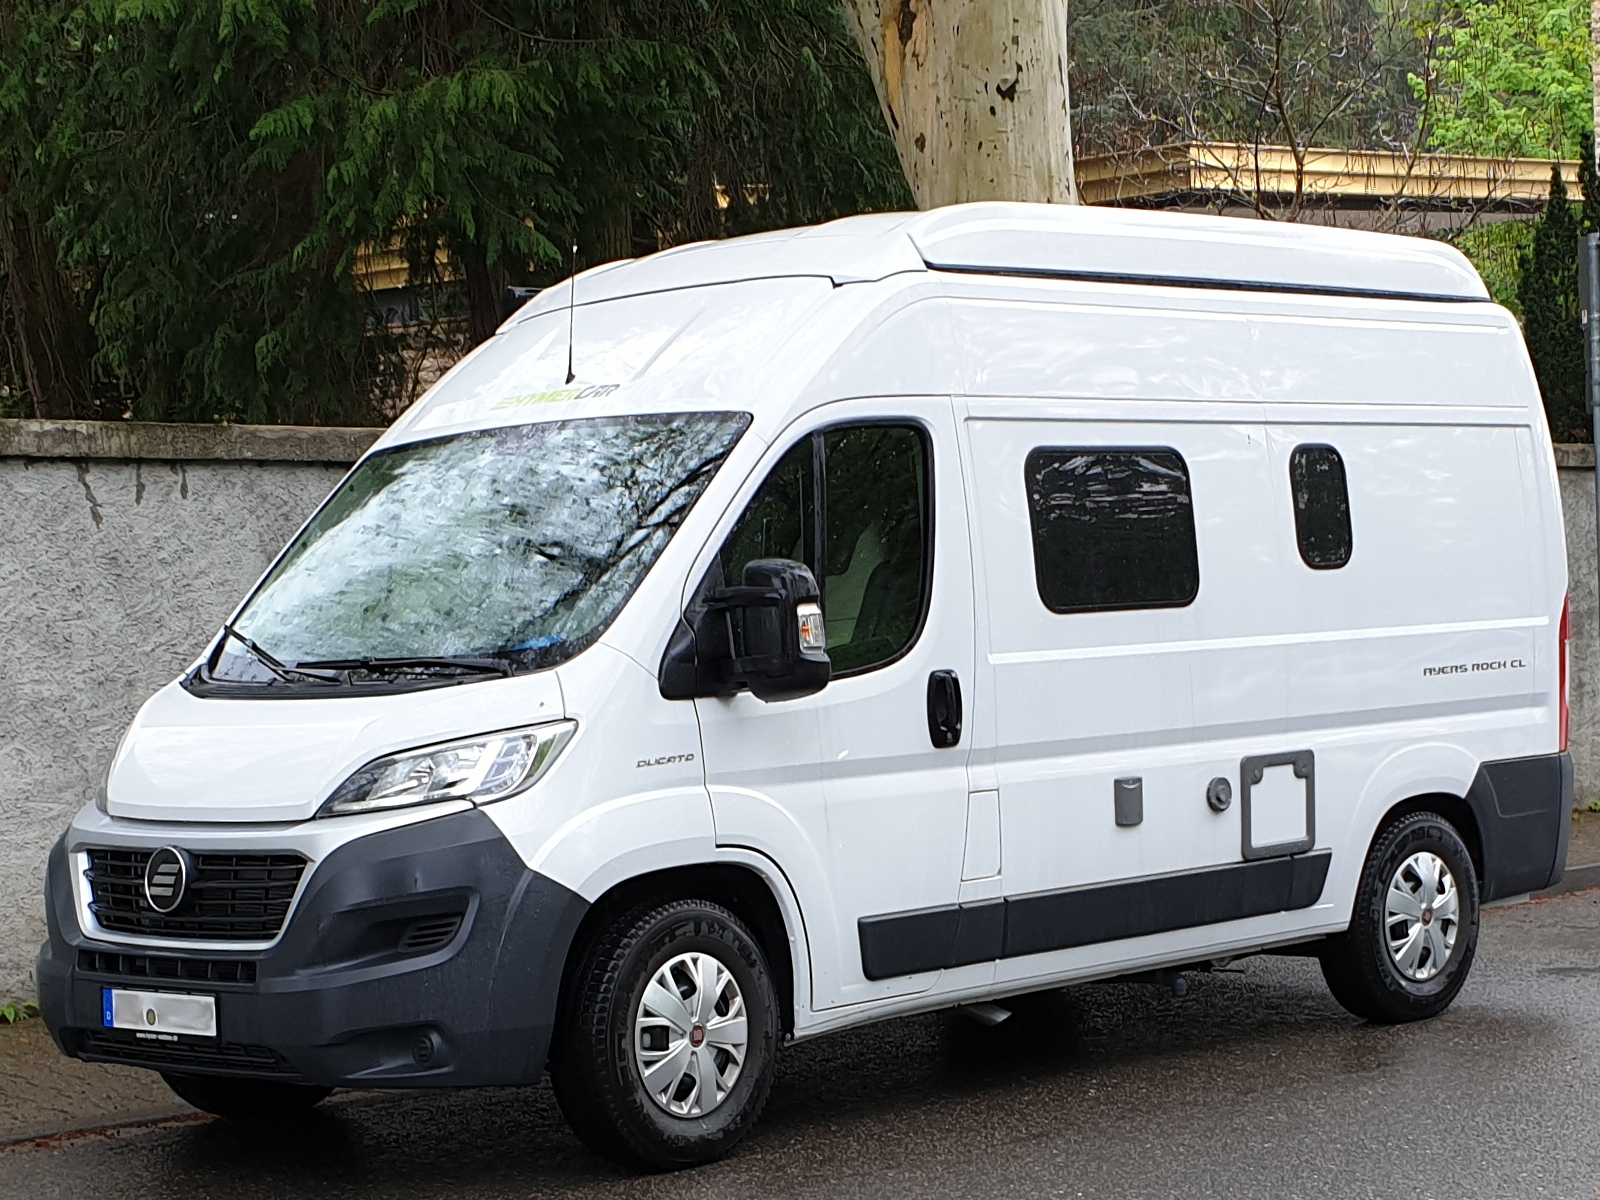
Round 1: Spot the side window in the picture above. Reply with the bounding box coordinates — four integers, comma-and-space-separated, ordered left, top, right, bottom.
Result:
718, 439, 816, 583
1289, 444, 1352, 569
821, 426, 928, 673
716, 424, 929, 675
1024, 447, 1199, 613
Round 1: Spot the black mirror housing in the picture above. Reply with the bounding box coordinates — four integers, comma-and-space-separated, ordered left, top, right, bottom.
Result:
658, 558, 831, 702
732, 559, 830, 701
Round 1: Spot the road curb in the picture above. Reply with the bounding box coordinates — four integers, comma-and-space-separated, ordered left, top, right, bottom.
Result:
0, 1111, 205, 1153
1534, 861, 1600, 899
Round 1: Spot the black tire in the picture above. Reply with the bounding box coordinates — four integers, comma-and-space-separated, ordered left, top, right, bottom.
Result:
161, 1073, 332, 1121
1320, 811, 1480, 1024
549, 899, 779, 1171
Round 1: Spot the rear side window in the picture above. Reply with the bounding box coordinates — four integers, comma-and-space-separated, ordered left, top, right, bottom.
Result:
1024, 448, 1199, 613
1289, 445, 1352, 569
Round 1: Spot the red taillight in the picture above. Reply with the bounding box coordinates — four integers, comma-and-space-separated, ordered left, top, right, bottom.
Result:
1560, 593, 1571, 753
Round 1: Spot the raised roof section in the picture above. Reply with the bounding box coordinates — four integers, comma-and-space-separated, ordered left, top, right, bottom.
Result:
508, 215, 924, 322
510, 202, 1489, 326
905, 203, 1489, 301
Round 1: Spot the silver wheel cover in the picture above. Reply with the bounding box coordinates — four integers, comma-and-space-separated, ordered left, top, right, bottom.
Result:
633, 951, 749, 1118
1385, 850, 1460, 982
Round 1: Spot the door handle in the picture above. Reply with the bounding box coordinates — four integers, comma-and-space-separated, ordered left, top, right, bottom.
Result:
927, 670, 962, 748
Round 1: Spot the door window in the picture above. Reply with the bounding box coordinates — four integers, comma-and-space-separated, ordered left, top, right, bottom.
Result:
717, 424, 930, 675
1024, 447, 1199, 613
719, 439, 815, 578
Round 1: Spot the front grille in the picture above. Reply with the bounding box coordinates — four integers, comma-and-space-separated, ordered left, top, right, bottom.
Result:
85, 848, 308, 941
78, 1030, 300, 1077
78, 949, 258, 985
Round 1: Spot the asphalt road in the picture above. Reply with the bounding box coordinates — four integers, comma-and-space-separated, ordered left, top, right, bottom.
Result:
3, 890, 1596, 1200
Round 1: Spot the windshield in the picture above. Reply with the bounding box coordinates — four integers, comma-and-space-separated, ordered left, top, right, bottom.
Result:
199, 412, 750, 690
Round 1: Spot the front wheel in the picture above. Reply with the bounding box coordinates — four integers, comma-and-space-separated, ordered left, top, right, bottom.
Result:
1320, 811, 1480, 1023
161, 1073, 332, 1121
549, 899, 778, 1171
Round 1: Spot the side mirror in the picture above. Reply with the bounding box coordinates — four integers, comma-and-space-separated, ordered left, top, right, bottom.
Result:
658, 558, 831, 702
722, 559, 831, 702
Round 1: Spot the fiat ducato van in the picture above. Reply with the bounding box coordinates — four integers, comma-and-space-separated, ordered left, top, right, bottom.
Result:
39, 203, 1572, 1169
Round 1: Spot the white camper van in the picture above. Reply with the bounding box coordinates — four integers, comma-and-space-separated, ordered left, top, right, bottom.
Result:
40, 203, 1571, 1170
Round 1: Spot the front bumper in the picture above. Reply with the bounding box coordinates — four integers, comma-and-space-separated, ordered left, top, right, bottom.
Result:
38, 809, 587, 1088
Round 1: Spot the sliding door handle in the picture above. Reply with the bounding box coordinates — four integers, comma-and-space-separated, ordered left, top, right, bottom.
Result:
927, 670, 962, 748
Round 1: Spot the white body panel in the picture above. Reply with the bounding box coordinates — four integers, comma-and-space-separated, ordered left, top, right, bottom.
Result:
74, 204, 1565, 1046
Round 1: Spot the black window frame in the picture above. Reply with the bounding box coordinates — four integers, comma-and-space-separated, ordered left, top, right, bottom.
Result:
711, 419, 935, 680
1288, 443, 1353, 571
1023, 445, 1201, 615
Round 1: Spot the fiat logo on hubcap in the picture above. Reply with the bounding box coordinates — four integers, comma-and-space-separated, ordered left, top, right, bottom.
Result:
143, 846, 193, 914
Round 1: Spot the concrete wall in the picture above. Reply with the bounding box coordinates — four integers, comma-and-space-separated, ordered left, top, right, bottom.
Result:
0, 421, 1596, 1004
0, 421, 377, 1004
1557, 445, 1599, 807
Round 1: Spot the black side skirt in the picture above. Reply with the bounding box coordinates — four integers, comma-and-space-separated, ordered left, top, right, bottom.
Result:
857, 852, 1332, 981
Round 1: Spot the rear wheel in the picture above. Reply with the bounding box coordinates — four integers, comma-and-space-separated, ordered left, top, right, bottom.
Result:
549, 899, 778, 1171
1320, 811, 1480, 1023
161, 1073, 332, 1121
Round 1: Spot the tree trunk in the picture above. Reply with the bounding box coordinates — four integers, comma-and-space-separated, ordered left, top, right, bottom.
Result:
840, 0, 1078, 209
0, 202, 98, 419
461, 241, 503, 348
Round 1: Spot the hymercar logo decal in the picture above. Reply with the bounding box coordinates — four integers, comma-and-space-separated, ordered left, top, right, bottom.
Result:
638, 753, 696, 769
143, 846, 193, 914
492, 383, 621, 412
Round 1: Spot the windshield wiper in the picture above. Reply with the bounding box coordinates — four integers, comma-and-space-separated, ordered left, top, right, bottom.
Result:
218, 624, 342, 685
293, 655, 518, 679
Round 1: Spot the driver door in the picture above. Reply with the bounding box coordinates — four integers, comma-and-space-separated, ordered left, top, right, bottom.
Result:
692, 399, 979, 1011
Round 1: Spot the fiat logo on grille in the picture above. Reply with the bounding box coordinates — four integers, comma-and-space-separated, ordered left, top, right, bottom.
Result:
143, 846, 193, 914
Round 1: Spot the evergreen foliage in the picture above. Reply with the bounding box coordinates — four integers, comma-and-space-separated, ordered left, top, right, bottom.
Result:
1516, 131, 1600, 442
0, 0, 909, 424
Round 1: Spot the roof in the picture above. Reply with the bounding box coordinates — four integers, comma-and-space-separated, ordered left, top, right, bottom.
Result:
508, 202, 1489, 322
383, 202, 1518, 455
1076, 142, 1583, 211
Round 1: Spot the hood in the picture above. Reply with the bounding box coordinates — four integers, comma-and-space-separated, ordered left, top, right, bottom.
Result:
106, 671, 565, 824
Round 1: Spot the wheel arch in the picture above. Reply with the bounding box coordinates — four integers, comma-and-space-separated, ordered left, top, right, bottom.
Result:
1352, 744, 1483, 882
1372, 792, 1485, 886
557, 857, 805, 1038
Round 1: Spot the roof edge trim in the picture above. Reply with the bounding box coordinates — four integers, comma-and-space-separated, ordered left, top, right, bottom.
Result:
922, 261, 1490, 305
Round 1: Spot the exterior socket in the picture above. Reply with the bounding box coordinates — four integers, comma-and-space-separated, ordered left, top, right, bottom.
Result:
1207, 776, 1233, 813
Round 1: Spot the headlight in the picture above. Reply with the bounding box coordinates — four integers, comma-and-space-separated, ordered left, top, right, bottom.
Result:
318, 721, 576, 818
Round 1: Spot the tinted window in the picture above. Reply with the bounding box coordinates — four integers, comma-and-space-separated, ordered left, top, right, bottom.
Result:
720, 438, 816, 579
1289, 444, 1352, 569
821, 426, 928, 673
1025, 448, 1199, 613
717, 424, 929, 675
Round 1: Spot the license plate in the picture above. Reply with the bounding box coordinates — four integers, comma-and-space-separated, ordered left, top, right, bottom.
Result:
102, 988, 217, 1040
